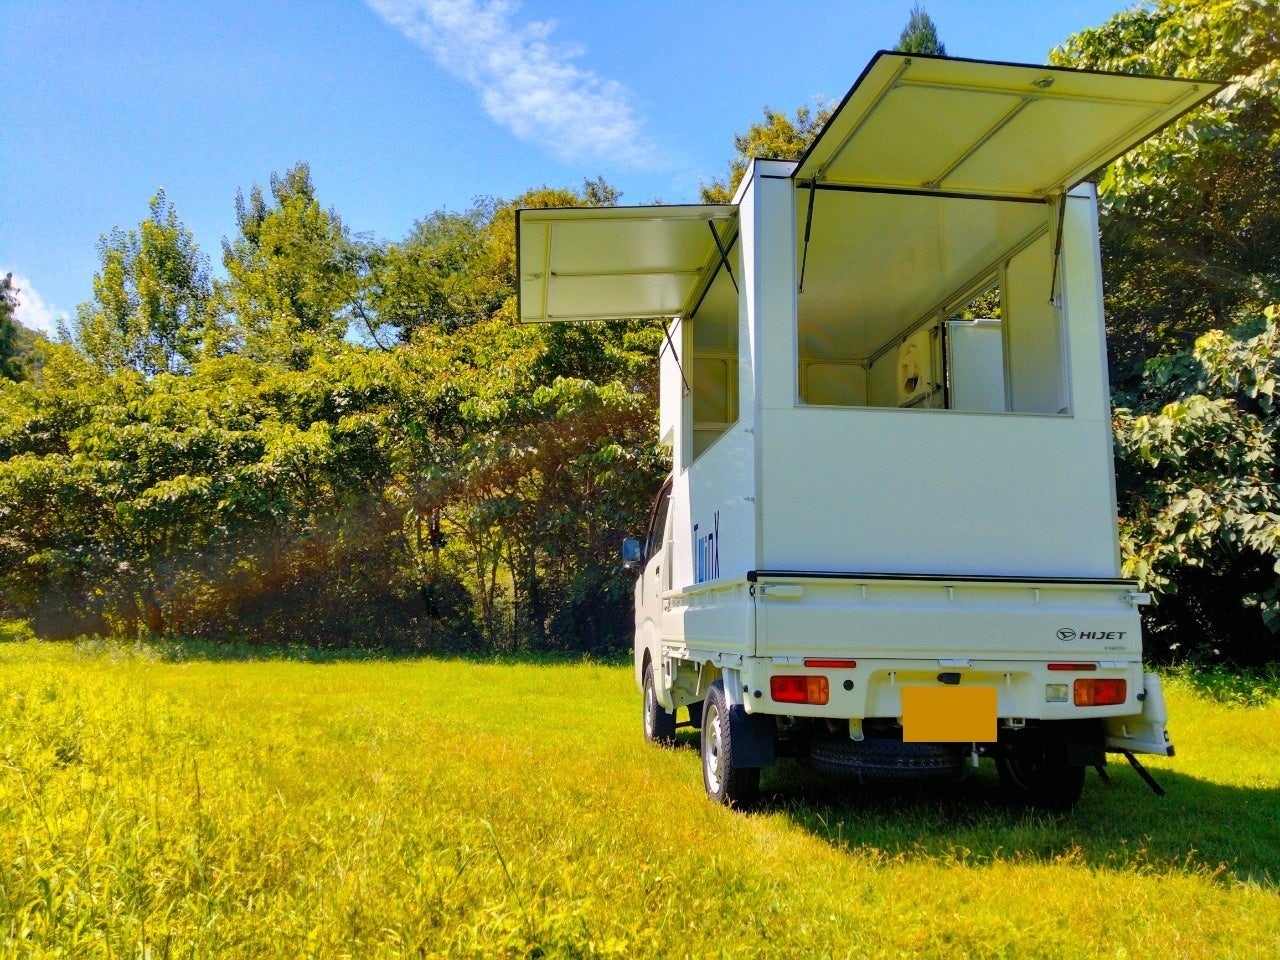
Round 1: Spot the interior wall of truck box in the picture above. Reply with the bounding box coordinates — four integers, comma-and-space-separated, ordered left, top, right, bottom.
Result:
1005, 229, 1069, 414
795, 189, 1066, 416
687, 255, 740, 463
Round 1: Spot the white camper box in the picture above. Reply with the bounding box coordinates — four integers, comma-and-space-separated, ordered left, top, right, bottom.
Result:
517, 53, 1221, 808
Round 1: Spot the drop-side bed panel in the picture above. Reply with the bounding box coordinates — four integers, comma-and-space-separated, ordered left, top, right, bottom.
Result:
751, 572, 1144, 661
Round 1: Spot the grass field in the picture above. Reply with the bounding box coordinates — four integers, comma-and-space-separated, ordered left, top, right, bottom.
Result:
1, 640, 1277, 958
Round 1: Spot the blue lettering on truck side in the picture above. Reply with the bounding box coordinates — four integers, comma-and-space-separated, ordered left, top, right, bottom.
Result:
694, 511, 720, 584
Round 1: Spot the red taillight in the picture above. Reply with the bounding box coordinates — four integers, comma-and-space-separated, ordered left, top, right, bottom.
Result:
770, 675, 830, 705
1048, 663, 1097, 671
803, 658, 857, 668
1074, 678, 1127, 706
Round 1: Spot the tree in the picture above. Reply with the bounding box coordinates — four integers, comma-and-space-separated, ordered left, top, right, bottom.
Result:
1114, 304, 1280, 665
384, 177, 665, 651
1, 274, 20, 381
2, 171, 664, 654
373, 176, 620, 341
1051, 0, 1280, 381
896, 4, 947, 55
69, 192, 213, 376
374, 202, 505, 340
220, 164, 371, 367
700, 103, 832, 203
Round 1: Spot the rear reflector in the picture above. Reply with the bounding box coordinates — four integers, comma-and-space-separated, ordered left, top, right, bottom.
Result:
803, 658, 857, 668
1074, 678, 1127, 706
770, 675, 830, 705
1048, 663, 1097, 671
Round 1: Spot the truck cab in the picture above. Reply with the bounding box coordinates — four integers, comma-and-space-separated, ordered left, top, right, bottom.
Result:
518, 52, 1220, 808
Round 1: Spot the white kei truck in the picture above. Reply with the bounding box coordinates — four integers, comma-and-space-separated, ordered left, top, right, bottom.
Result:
516, 53, 1221, 809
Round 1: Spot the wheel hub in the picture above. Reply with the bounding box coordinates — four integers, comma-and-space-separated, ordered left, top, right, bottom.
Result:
704, 702, 725, 792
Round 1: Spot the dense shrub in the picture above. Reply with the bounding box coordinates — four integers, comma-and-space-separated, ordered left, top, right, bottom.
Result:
1115, 305, 1280, 664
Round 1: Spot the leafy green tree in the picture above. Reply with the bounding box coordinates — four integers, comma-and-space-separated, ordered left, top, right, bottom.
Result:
384, 178, 664, 650
2, 172, 663, 653
220, 164, 371, 367
897, 4, 947, 55
1115, 304, 1280, 664
1051, 0, 1280, 380
70, 192, 213, 375
0, 339, 438, 644
1, 274, 20, 381
399, 312, 662, 651
374, 203, 505, 340
700, 103, 832, 203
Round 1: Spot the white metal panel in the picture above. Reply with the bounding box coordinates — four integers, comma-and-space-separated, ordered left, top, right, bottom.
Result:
517, 205, 737, 323
946, 320, 1006, 412
662, 582, 755, 657
759, 407, 1120, 577
754, 578, 1142, 660
793, 52, 1221, 198
753, 164, 801, 412
1004, 230, 1068, 414
734, 160, 766, 575
1059, 186, 1111, 423
685, 426, 756, 587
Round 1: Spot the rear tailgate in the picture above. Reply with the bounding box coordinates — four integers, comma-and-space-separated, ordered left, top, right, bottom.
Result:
752, 572, 1144, 662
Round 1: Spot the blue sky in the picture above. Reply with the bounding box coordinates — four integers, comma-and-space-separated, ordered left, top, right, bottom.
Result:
2, 0, 1132, 334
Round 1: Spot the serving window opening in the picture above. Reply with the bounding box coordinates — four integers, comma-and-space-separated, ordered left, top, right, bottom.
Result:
687, 248, 740, 463
795, 188, 1069, 415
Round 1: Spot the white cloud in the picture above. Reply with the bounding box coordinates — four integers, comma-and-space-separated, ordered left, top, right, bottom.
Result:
2, 273, 67, 335
367, 0, 661, 168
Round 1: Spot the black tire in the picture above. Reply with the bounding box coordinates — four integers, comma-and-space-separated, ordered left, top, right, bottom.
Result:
996, 725, 1086, 811
642, 661, 677, 746
700, 681, 761, 808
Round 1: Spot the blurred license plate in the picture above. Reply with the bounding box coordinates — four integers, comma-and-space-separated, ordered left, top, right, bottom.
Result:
902, 686, 997, 742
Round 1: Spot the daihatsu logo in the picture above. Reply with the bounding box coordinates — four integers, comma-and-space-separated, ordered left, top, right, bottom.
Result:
1057, 628, 1077, 641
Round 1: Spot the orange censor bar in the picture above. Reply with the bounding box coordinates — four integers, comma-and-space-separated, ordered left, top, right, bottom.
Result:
902, 686, 997, 743
770, 675, 830, 705
1074, 678, 1127, 706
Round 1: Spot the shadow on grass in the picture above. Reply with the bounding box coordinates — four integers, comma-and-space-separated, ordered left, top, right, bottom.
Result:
754, 757, 1280, 888
665, 700, 1279, 885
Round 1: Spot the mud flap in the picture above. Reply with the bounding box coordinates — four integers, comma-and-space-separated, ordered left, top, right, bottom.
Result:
1064, 722, 1106, 768
728, 705, 776, 768
1105, 672, 1176, 757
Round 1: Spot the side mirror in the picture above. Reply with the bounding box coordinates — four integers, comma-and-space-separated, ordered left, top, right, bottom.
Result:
621, 537, 643, 571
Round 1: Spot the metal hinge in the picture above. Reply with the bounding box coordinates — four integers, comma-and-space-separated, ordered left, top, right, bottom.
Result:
759, 585, 803, 598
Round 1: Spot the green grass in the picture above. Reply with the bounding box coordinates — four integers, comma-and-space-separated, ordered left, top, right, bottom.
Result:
1163, 662, 1280, 708
1, 640, 1277, 958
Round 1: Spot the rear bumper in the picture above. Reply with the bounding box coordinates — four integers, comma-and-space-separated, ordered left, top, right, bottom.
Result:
736, 657, 1173, 757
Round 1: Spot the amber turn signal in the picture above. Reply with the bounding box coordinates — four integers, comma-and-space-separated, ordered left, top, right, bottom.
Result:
1073, 678, 1126, 706
770, 675, 830, 705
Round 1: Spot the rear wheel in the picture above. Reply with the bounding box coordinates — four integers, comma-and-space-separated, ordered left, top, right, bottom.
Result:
997, 725, 1085, 811
701, 681, 761, 808
642, 662, 676, 746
